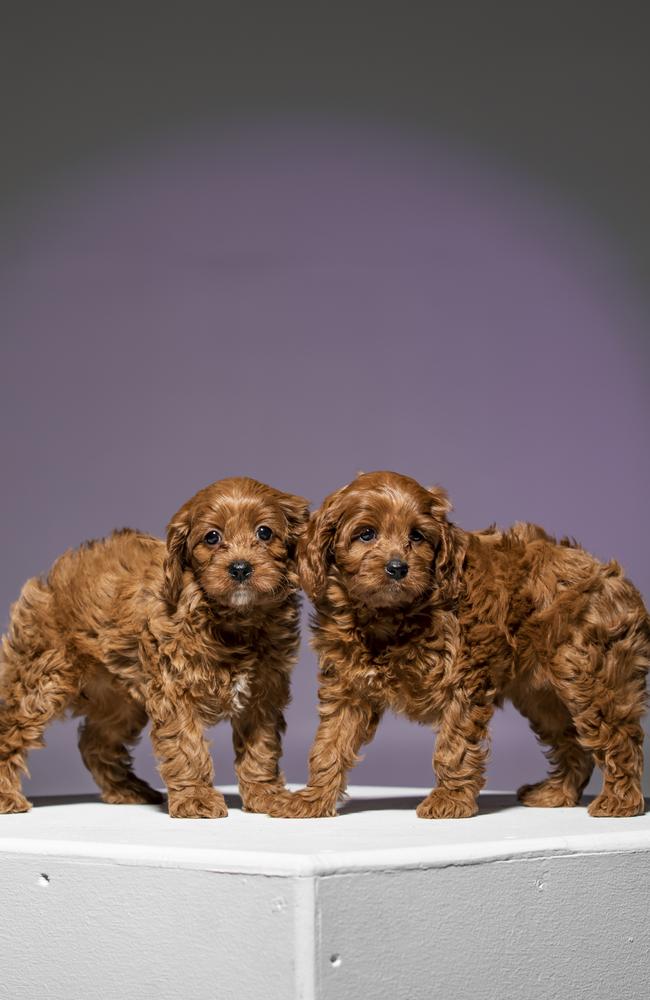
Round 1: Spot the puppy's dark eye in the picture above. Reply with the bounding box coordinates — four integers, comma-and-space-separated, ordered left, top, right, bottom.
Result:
409, 528, 425, 543
204, 530, 221, 546
358, 527, 377, 542
256, 525, 273, 541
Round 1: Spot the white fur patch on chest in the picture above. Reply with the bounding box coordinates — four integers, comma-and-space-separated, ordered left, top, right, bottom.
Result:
230, 673, 251, 715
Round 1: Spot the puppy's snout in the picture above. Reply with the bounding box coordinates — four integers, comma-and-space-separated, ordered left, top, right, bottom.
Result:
228, 560, 253, 582
385, 559, 409, 581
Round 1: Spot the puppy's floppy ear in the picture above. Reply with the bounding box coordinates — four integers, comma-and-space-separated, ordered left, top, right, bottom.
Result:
273, 490, 311, 553
297, 485, 348, 603
426, 485, 465, 600
163, 505, 191, 611
427, 484, 453, 518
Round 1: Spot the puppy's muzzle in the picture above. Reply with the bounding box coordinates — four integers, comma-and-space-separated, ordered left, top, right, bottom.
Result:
228, 560, 253, 582
385, 559, 409, 580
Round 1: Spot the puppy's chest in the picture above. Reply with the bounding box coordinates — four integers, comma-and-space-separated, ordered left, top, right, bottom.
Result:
185, 624, 279, 722
188, 660, 255, 723
345, 625, 458, 716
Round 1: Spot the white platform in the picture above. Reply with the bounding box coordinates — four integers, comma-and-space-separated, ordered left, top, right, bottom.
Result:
1, 787, 648, 999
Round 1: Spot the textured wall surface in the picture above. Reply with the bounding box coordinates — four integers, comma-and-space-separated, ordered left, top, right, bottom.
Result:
0, 8, 648, 797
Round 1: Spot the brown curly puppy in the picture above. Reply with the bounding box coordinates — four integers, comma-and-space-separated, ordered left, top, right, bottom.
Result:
0, 478, 308, 818
269, 471, 649, 820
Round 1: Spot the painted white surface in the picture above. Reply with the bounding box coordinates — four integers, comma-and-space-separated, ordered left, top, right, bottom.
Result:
1, 787, 648, 999
317, 852, 650, 1000
1, 786, 649, 875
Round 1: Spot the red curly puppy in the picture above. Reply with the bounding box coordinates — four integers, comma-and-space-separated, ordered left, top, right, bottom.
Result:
0, 478, 308, 818
269, 471, 649, 820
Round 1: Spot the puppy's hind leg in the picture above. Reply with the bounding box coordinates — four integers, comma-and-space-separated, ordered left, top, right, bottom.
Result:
0, 647, 78, 813
78, 699, 163, 805
512, 686, 594, 808
551, 629, 648, 818
1, 577, 79, 811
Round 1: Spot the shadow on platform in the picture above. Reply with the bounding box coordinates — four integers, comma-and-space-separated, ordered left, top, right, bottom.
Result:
29, 792, 244, 810
337, 793, 649, 815
28, 791, 648, 815
337, 793, 520, 815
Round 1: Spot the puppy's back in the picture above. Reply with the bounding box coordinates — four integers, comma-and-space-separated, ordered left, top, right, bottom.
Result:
1, 530, 165, 684
47, 528, 164, 627
470, 519, 646, 626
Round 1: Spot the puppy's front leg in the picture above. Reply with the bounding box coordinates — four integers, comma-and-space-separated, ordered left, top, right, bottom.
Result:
417, 673, 495, 819
269, 693, 381, 818
232, 700, 289, 815
147, 684, 227, 819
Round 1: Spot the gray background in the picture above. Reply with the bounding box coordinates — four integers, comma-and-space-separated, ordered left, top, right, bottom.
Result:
1, 5, 648, 797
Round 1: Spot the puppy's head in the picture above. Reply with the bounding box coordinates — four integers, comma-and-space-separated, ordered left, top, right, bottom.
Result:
299, 471, 464, 609
164, 478, 310, 613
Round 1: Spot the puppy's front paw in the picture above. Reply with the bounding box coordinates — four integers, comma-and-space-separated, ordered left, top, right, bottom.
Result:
239, 782, 286, 814
0, 790, 32, 814
268, 789, 337, 819
416, 788, 477, 819
517, 780, 579, 808
588, 790, 645, 818
102, 779, 165, 806
168, 786, 228, 819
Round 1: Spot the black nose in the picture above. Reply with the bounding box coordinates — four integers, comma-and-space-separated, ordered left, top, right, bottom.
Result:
228, 561, 253, 582
385, 559, 409, 580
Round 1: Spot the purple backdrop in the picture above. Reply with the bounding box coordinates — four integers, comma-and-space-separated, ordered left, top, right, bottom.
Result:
1, 121, 648, 797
